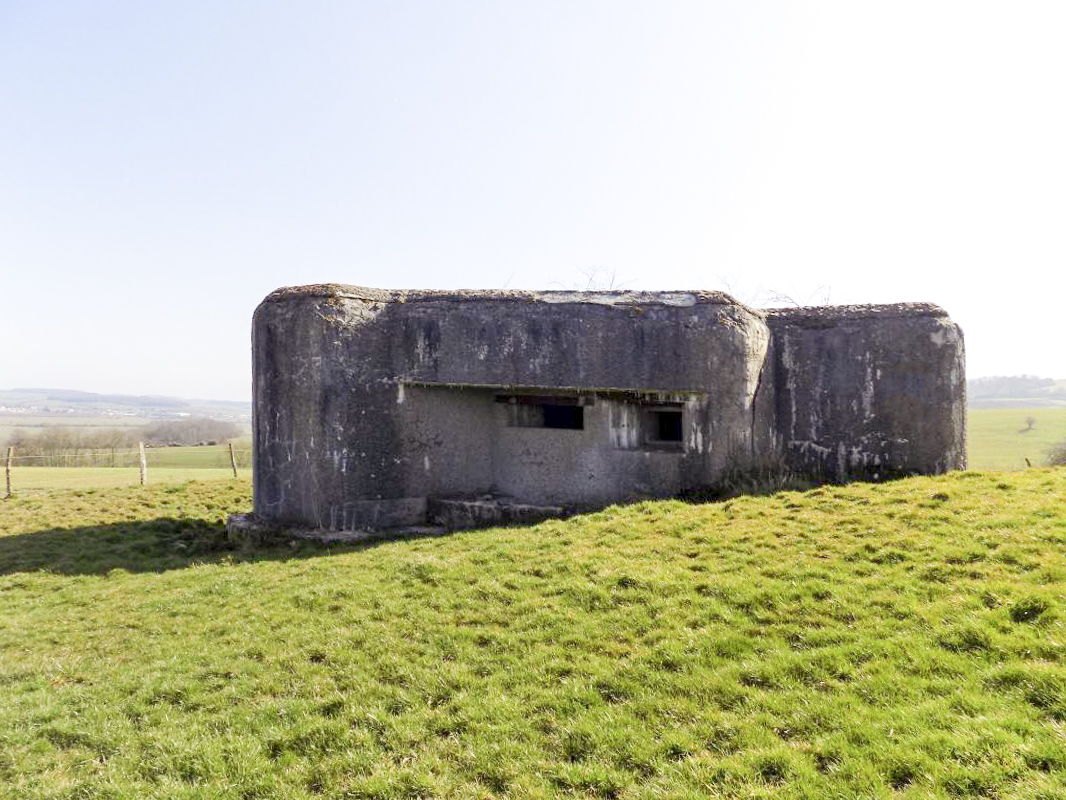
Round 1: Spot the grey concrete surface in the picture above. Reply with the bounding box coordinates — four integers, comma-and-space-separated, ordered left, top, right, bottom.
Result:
766, 304, 966, 481
235, 285, 965, 536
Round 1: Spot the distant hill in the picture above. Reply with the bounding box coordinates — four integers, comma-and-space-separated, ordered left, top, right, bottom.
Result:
968, 375, 1066, 408
10, 388, 189, 408
0, 387, 250, 423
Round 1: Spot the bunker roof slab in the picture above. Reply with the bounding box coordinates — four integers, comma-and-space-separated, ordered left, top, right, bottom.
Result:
260, 283, 746, 309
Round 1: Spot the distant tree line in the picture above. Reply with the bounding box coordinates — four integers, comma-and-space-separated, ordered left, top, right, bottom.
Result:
140, 418, 242, 446
969, 375, 1066, 401
4, 427, 141, 466
3, 418, 243, 466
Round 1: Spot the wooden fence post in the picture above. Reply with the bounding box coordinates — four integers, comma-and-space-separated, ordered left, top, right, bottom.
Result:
138, 442, 147, 487
229, 442, 239, 478
4, 447, 12, 499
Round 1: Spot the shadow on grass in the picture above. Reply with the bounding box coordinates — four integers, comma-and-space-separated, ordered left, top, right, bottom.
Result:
0, 517, 375, 576
0, 485, 811, 576
0, 469, 885, 577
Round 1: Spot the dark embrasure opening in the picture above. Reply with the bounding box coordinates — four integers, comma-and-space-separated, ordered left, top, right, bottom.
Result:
542, 404, 584, 430
655, 410, 683, 442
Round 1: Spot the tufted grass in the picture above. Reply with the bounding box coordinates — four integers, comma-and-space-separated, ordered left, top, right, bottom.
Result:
1, 471, 1065, 798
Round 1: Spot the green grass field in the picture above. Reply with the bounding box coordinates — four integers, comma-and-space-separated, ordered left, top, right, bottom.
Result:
0, 415, 152, 445
2, 441, 254, 492
1, 471, 1064, 798
145, 440, 252, 469
967, 407, 1066, 471
3, 467, 250, 491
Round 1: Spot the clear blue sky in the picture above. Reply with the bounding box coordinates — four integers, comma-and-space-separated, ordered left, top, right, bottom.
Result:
2, 1, 1063, 400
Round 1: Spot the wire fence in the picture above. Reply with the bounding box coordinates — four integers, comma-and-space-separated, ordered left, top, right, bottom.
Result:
3, 445, 252, 495
5, 447, 252, 468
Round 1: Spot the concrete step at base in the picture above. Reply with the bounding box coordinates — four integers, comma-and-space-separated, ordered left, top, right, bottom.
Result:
427, 496, 565, 530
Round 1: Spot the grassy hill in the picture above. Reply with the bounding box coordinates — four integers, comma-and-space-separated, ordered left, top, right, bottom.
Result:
1, 472, 1064, 798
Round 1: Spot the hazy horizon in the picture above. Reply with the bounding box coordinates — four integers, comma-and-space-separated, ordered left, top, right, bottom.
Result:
1, 371, 1064, 407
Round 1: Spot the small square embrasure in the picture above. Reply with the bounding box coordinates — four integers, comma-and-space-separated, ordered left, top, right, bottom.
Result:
542, 404, 584, 430
498, 395, 587, 430
637, 405, 684, 450
655, 410, 683, 442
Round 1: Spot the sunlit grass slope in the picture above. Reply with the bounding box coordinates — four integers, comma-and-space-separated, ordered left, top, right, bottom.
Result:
968, 407, 1066, 471
1, 472, 1064, 799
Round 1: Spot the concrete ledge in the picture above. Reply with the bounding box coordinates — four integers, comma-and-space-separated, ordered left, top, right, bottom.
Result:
764, 302, 948, 321
326, 498, 427, 530
427, 496, 566, 530
226, 497, 565, 549
226, 513, 447, 547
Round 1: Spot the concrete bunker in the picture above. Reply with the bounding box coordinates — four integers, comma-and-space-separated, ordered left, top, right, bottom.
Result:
229, 285, 965, 542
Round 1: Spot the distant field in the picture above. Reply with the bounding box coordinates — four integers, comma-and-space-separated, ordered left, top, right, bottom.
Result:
146, 439, 252, 468
0, 415, 252, 444
967, 407, 1066, 471
4, 467, 250, 491
0, 414, 152, 428
3, 441, 253, 477
0, 415, 152, 443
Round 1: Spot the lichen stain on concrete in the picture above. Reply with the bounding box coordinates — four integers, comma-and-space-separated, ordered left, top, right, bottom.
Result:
233, 285, 966, 538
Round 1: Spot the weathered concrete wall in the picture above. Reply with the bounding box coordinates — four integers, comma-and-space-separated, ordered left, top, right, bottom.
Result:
766, 304, 966, 481
398, 385, 742, 506
393, 385, 496, 500
248, 285, 965, 534
251, 285, 772, 529
489, 394, 690, 506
